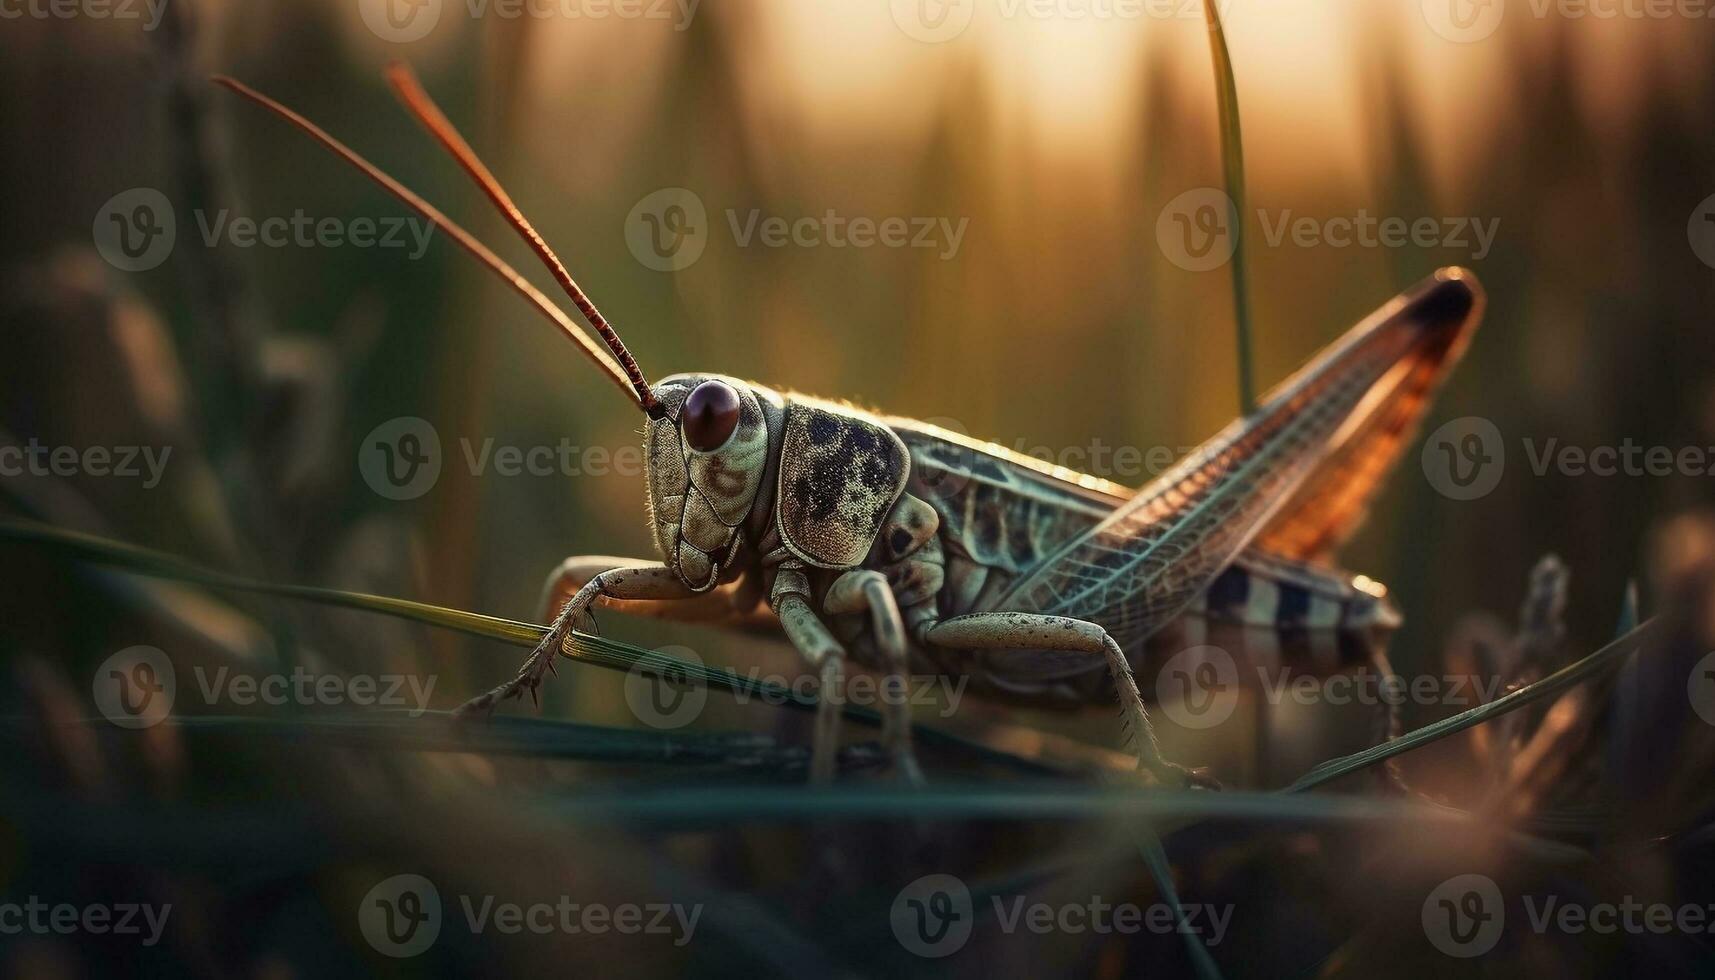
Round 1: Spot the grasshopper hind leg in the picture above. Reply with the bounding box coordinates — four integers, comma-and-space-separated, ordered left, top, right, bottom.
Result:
923, 613, 1218, 789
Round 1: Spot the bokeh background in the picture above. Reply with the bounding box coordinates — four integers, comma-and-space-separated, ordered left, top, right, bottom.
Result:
3, 1, 1715, 977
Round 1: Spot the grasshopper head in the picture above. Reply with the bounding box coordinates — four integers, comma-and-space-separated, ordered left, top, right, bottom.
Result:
642, 374, 774, 591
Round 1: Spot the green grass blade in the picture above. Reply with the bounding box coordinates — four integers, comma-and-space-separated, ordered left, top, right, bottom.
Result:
1203, 0, 1255, 416
1285, 618, 1661, 792
1136, 827, 1226, 980
0, 519, 1057, 773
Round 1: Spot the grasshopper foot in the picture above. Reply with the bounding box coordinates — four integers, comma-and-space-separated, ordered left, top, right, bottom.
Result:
452, 603, 590, 720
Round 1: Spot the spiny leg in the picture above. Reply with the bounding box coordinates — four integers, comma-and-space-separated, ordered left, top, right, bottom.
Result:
770, 565, 849, 783
455, 560, 696, 719
923, 613, 1218, 789
824, 570, 924, 784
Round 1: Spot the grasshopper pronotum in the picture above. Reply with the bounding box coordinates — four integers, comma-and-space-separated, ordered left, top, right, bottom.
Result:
214, 66, 1483, 788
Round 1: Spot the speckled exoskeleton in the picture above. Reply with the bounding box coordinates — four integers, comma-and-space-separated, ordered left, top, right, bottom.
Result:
221, 68, 1485, 786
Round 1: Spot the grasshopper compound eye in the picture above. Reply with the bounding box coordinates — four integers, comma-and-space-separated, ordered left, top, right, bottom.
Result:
683, 380, 741, 452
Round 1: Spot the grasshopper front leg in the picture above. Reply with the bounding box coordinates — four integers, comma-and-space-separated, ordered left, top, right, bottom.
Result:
454, 560, 698, 718
924, 613, 1218, 789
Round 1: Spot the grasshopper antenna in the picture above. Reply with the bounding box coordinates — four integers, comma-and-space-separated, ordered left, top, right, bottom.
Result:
210, 74, 658, 416
383, 63, 660, 417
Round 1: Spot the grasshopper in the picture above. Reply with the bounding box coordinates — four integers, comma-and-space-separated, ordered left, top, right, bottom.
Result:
215, 66, 1483, 787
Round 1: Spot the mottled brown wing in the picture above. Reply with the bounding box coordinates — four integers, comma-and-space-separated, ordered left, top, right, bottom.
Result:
997, 269, 1484, 651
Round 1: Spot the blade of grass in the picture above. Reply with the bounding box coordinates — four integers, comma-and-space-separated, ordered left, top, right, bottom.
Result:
3, 711, 782, 764
0, 520, 1059, 774
1284, 617, 1661, 792
1136, 826, 1225, 980
1203, 0, 1254, 415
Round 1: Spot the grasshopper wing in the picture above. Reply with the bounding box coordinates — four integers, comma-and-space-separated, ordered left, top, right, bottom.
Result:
997, 268, 1484, 651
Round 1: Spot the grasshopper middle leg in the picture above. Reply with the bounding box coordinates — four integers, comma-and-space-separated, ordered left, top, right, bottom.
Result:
923, 612, 1217, 789
770, 564, 924, 783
